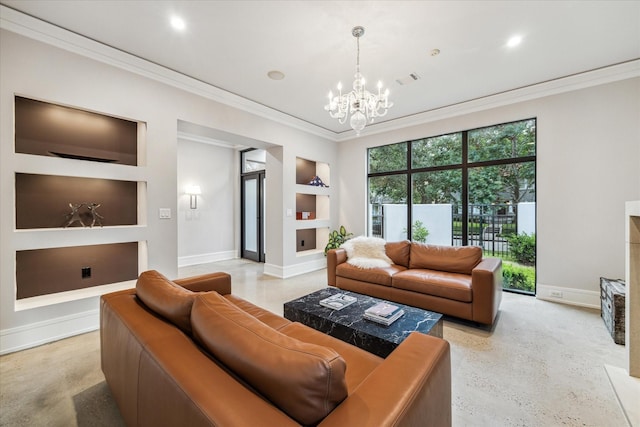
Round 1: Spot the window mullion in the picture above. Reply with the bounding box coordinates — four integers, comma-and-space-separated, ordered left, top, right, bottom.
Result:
407, 142, 412, 241
461, 131, 469, 246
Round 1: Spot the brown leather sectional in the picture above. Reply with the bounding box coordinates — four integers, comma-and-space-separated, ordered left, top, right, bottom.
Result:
100, 270, 452, 426
328, 241, 503, 325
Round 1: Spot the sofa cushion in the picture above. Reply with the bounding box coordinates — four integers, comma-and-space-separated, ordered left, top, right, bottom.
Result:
336, 262, 406, 287
191, 292, 348, 426
393, 269, 473, 303
409, 243, 482, 275
385, 240, 411, 268
279, 322, 382, 393
341, 236, 392, 269
224, 294, 292, 330
135, 270, 196, 334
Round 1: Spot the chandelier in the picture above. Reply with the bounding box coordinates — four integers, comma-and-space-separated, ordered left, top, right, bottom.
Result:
325, 26, 393, 136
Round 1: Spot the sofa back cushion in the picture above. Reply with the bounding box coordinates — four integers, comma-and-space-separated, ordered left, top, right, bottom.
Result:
135, 270, 196, 334
191, 292, 348, 426
409, 243, 482, 275
385, 240, 411, 267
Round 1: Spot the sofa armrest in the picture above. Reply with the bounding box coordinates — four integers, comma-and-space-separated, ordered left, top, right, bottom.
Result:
471, 257, 503, 325
319, 333, 451, 427
327, 248, 348, 287
173, 272, 231, 294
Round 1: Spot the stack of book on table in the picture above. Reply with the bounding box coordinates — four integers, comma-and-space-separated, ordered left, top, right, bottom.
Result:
319, 293, 357, 310
364, 302, 405, 326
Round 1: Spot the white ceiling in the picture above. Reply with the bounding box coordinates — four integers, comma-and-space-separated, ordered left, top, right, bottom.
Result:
2, 1, 639, 136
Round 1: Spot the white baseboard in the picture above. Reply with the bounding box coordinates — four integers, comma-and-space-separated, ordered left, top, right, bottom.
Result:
536, 283, 601, 310
0, 308, 99, 355
178, 250, 237, 267
264, 258, 327, 279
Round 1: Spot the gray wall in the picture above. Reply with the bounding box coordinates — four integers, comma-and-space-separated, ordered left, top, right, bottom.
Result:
177, 140, 237, 265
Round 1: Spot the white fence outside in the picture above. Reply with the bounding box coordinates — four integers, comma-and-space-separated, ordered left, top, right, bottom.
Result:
372, 202, 535, 245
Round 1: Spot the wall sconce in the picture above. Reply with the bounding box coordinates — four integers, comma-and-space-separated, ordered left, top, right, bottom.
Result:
186, 185, 201, 209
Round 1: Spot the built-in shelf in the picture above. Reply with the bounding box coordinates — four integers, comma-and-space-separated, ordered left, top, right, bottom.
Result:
12, 96, 146, 308
15, 278, 139, 312
15, 96, 138, 166
16, 173, 138, 229
295, 219, 330, 230
295, 248, 325, 257
294, 184, 330, 195
295, 157, 331, 254
16, 242, 139, 300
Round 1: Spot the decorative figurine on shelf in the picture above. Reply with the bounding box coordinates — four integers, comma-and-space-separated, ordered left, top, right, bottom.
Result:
309, 176, 329, 187
63, 203, 86, 228
87, 203, 104, 227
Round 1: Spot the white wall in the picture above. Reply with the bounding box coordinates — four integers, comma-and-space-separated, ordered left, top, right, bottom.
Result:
177, 140, 237, 266
518, 202, 536, 236
338, 77, 640, 308
0, 25, 336, 353
379, 204, 452, 245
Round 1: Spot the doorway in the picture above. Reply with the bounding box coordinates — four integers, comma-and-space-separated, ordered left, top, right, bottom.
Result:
241, 149, 266, 262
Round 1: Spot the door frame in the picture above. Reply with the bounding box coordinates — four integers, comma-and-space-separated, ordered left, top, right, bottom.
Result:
240, 171, 265, 262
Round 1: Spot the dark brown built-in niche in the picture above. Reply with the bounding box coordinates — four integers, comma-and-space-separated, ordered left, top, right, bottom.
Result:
15, 96, 138, 165
296, 229, 317, 252
16, 243, 138, 299
296, 157, 317, 185
296, 193, 316, 218
16, 173, 137, 229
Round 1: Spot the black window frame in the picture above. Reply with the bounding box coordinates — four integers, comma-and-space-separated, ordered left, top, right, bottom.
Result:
367, 118, 536, 244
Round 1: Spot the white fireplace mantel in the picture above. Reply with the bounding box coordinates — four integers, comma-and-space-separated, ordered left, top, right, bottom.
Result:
625, 200, 640, 377
605, 200, 639, 427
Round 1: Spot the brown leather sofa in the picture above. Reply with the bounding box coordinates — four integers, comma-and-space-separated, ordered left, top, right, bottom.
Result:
101, 270, 452, 426
328, 241, 502, 325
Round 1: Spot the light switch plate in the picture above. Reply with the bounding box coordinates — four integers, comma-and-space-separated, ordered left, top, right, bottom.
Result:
159, 208, 171, 219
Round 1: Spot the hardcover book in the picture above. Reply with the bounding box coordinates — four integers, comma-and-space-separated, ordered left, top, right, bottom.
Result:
364, 302, 405, 325
365, 302, 401, 318
319, 293, 357, 310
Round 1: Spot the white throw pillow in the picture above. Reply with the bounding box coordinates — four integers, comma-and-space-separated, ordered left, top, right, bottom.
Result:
341, 236, 392, 269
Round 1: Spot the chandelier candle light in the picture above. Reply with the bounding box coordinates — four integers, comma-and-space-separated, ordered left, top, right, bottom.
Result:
325, 26, 393, 136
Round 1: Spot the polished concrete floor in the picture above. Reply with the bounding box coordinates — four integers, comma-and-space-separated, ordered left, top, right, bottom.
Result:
0, 259, 631, 426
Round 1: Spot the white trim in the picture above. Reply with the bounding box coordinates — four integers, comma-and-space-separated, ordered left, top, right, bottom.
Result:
15, 280, 135, 311
262, 263, 285, 278
264, 258, 327, 279
536, 283, 601, 310
177, 131, 248, 150
178, 251, 237, 268
2, 5, 638, 144
0, 308, 99, 355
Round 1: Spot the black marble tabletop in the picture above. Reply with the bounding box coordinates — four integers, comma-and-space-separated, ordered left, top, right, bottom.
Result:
283, 287, 443, 358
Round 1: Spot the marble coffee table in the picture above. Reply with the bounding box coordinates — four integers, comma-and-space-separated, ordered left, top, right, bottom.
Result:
283, 287, 443, 358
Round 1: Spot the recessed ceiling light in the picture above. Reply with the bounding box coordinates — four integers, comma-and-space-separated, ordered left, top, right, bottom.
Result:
267, 70, 285, 80
170, 15, 186, 31
507, 35, 522, 48
430, 48, 440, 57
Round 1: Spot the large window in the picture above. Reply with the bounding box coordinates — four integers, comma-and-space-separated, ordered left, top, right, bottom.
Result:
368, 118, 536, 294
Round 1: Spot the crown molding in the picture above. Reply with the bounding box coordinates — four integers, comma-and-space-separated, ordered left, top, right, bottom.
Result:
336, 59, 640, 142
2, 5, 638, 144
0, 5, 335, 141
